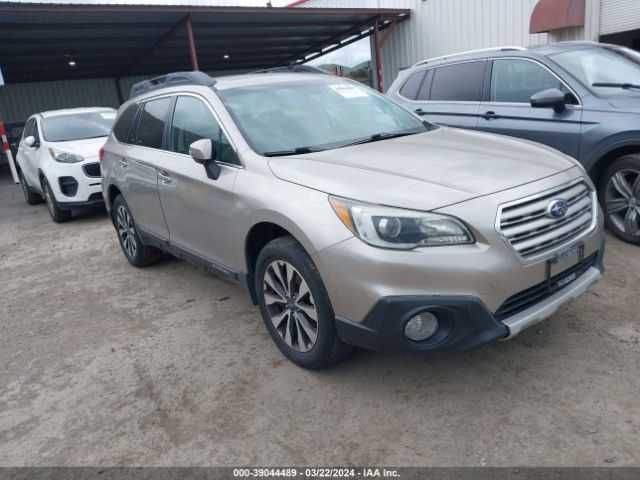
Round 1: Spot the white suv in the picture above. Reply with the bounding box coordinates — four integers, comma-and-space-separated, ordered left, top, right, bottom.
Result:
16, 107, 116, 222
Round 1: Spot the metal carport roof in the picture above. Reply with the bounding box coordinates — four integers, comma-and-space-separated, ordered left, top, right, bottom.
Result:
0, 2, 409, 84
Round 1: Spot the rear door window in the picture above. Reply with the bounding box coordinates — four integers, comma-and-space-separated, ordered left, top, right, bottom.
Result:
132, 97, 172, 149
429, 61, 486, 102
399, 70, 426, 100
113, 104, 139, 143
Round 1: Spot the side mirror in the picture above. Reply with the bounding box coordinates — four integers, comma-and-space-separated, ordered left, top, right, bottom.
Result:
24, 136, 36, 148
189, 138, 220, 180
530, 88, 567, 113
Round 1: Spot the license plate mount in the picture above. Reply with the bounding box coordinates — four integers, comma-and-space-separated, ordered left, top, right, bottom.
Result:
545, 242, 585, 287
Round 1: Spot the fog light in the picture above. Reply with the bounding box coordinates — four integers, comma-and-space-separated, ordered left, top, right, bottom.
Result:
404, 312, 439, 341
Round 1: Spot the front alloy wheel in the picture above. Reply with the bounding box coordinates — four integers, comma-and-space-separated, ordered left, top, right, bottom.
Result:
255, 236, 352, 369
605, 168, 640, 239
263, 260, 319, 353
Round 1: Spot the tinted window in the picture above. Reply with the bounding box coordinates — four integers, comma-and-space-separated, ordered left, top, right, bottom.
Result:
416, 69, 434, 100
133, 97, 172, 149
42, 111, 115, 142
491, 59, 570, 103
113, 104, 139, 143
170, 96, 238, 164
430, 62, 485, 101
399, 71, 426, 99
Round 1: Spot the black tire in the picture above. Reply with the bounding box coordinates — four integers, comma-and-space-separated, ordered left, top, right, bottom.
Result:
111, 194, 162, 267
18, 169, 42, 205
255, 236, 352, 369
41, 177, 72, 223
599, 154, 640, 245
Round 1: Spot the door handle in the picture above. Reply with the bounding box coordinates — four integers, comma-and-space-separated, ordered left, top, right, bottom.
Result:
483, 111, 499, 120
415, 108, 428, 116
158, 170, 172, 185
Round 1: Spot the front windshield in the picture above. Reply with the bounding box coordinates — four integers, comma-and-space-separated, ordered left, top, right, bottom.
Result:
42, 111, 116, 142
218, 80, 428, 155
551, 46, 640, 94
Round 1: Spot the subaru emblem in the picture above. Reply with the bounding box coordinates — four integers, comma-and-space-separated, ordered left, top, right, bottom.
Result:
546, 199, 569, 219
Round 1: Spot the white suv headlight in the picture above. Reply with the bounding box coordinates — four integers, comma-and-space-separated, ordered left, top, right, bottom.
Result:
49, 148, 84, 164
329, 196, 474, 249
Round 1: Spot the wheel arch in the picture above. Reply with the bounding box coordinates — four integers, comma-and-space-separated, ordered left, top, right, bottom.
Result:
586, 137, 640, 188
244, 219, 314, 305
106, 184, 122, 211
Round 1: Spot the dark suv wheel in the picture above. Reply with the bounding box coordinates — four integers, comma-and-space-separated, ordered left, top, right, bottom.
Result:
255, 236, 352, 369
600, 154, 640, 245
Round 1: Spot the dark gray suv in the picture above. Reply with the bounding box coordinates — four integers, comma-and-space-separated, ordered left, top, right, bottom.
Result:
388, 42, 640, 245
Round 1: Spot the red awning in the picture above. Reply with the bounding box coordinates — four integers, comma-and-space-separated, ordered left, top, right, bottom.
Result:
530, 0, 585, 34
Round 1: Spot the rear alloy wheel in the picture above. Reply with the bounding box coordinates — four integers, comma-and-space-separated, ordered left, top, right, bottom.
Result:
41, 177, 71, 223
601, 155, 640, 244
111, 194, 161, 267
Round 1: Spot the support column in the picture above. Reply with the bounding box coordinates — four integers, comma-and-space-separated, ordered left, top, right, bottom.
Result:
114, 77, 124, 104
373, 18, 384, 92
185, 14, 199, 71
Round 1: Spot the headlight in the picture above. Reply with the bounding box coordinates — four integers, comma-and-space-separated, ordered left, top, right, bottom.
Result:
49, 148, 84, 163
329, 196, 474, 249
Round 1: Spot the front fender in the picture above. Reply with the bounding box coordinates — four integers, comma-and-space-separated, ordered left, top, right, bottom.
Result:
584, 130, 640, 173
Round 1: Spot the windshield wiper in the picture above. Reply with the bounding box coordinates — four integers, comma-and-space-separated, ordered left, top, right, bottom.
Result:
592, 82, 640, 90
263, 146, 324, 157
338, 129, 424, 149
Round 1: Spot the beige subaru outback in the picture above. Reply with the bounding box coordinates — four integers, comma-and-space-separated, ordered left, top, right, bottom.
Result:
102, 71, 605, 369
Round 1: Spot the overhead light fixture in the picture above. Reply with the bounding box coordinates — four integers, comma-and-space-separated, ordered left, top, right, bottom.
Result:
223, 54, 230, 60
68, 60, 77, 67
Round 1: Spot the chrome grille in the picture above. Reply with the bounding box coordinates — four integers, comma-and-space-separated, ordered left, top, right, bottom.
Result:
497, 181, 595, 259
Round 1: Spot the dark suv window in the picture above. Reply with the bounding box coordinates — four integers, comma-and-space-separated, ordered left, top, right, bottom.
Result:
399, 70, 426, 100
132, 97, 172, 149
113, 104, 139, 143
169, 96, 238, 165
430, 61, 485, 102
490, 59, 573, 103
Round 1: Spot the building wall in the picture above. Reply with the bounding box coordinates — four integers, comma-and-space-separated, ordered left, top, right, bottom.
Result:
0, 78, 120, 124
600, 0, 640, 36
0, 69, 250, 124
295, 0, 549, 90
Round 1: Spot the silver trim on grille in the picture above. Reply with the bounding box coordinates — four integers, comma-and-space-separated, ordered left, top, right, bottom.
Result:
496, 179, 597, 262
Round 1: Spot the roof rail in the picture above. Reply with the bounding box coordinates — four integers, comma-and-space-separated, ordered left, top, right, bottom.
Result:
253, 64, 328, 75
413, 46, 526, 67
129, 71, 216, 99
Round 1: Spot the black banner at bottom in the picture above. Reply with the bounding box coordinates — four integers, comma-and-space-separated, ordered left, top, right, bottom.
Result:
0, 468, 638, 480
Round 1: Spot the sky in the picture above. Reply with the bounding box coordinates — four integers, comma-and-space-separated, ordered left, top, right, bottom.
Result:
2, 0, 371, 68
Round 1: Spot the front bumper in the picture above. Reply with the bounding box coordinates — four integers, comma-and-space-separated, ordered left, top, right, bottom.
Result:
47, 160, 103, 208
334, 247, 604, 352
313, 171, 606, 353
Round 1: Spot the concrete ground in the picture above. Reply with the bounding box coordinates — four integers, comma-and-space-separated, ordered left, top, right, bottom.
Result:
0, 165, 639, 467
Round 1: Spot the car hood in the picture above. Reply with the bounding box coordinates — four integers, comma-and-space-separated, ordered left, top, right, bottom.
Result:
268, 127, 575, 211
49, 137, 108, 160
606, 95, 640, 112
